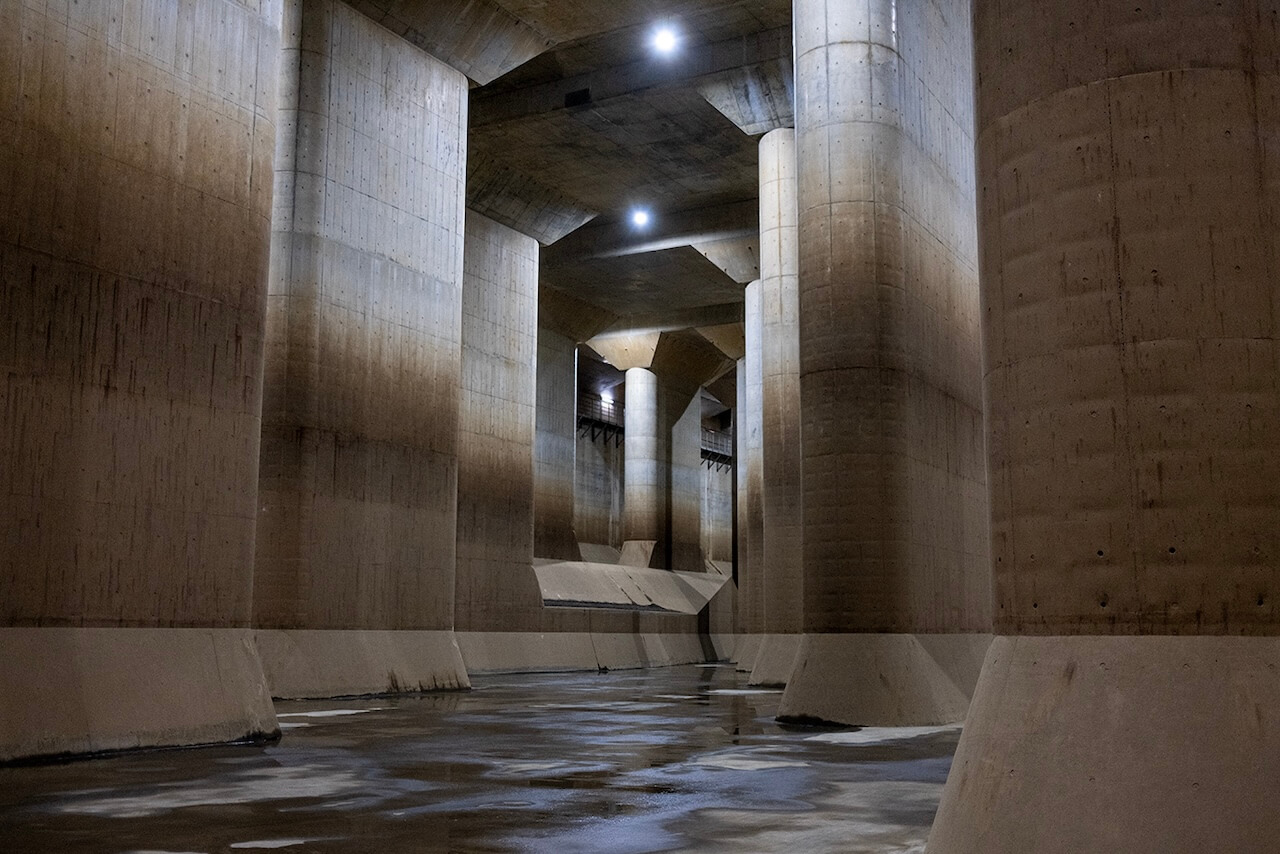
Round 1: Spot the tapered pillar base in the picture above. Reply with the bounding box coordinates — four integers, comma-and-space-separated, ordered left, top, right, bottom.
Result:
455, 631, 708, 674
254, 630, 470, 699
734, 634, 764, 672
928, 636, 1280, 853
748, 634, 803, 686
778, 633, 991, 725
0, 628, 278, 762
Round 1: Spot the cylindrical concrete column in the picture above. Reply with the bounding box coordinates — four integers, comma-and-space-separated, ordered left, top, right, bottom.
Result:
929, 4, 1280, 852
781, 0, 990, 724
622, 367, 664, 565
736, 282, 766, 647
759, 128, 803, 637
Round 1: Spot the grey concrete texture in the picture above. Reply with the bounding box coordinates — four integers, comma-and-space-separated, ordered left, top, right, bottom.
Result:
255, 0, 466, 633
929, 637, 1280, 853
0, 0, 282, 757
622, 365, 713, 573
698, 56, 796, 136
738, 285, 766, 634
702, 461, 734, 563
455, 211, 538, 633
793, 0, 989, 634
533, 326, 582, 560
747, 633, 804, 687
1, 0, 280, 629
759, 128, 804, 635
778, 634, 991, 727
576, 426, 626, 550
531, 560, 728, 614
344, 0, 550, 85
254, 629, 469, 699
457, 631, 711, 673
974, 0, 1280, 635
0, 628, 278, 762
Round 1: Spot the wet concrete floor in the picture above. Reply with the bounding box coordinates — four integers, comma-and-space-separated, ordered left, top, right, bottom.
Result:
0, 664, 958, 853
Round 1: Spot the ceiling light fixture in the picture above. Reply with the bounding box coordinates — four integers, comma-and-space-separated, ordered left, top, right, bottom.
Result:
631, 208, 652, 228
652, 25, 678, 56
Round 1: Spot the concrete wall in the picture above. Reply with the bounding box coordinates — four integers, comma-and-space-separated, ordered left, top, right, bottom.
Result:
575, 427, 624, 549
254, 0, 466, 633
702, 460, 734, 564
668, 392, 704, 573
455, 211, 538, 632
0, 0, 283, 757
534, 327, 580, 560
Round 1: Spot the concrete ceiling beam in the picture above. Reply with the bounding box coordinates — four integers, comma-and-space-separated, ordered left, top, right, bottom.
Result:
599, 302, 743, 337
467, 156, 598, 246
470, 25, 792, 128
547, 199, 758, 262
345, 0, 552, 85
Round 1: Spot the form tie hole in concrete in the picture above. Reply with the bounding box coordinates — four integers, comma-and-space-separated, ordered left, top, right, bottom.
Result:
1096, 550, 1104, 557
1258, 596, 1266, 607
1099, 595, 1109, 609
1032, 602, 1038, 609
1168, 546, 1177, 554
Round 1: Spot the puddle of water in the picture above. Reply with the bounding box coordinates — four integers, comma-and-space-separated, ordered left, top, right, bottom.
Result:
805, 725, 961, 745
275, 709, 386, 719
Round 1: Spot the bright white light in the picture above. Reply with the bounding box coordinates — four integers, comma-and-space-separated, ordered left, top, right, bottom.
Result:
600, 390, 614, 405
652, 26, 678, 55
631, 208, 651, 228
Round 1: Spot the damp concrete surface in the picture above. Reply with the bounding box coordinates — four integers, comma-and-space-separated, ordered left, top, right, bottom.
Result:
0, 664, 959, 852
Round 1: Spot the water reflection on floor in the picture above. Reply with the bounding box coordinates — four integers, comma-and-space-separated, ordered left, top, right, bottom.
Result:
0, 664, 959, 853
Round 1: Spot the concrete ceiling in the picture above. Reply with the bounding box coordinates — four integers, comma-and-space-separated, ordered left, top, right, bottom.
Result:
462, 0, 792, 339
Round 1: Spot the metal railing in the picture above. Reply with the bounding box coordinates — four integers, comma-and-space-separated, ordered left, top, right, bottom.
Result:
701, 428, 733, 468
577, 394, 623, 427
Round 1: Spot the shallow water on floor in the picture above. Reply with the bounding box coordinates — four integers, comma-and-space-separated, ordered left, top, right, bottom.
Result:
0, 664, 958, 853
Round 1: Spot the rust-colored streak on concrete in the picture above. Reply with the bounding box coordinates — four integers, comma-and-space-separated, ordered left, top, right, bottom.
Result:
977, 1, 1280, 635
795, 0, 990, 635
1, 0, 281, 628
253, 0, 465, 632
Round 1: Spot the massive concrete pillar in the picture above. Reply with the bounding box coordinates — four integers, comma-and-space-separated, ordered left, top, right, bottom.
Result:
455, 211, 539, 632
0, 0, 282, 759
780, 0, 991, 724
533, 326, 581, 561
735, 281, 766, 668
751, 128, 804, 684
252, 0, 468, 697
929, 5, 1280, 852
621, 367, 666, 567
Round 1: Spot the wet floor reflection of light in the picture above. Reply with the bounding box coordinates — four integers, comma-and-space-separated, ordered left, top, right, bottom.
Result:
0, 665, 959, 853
